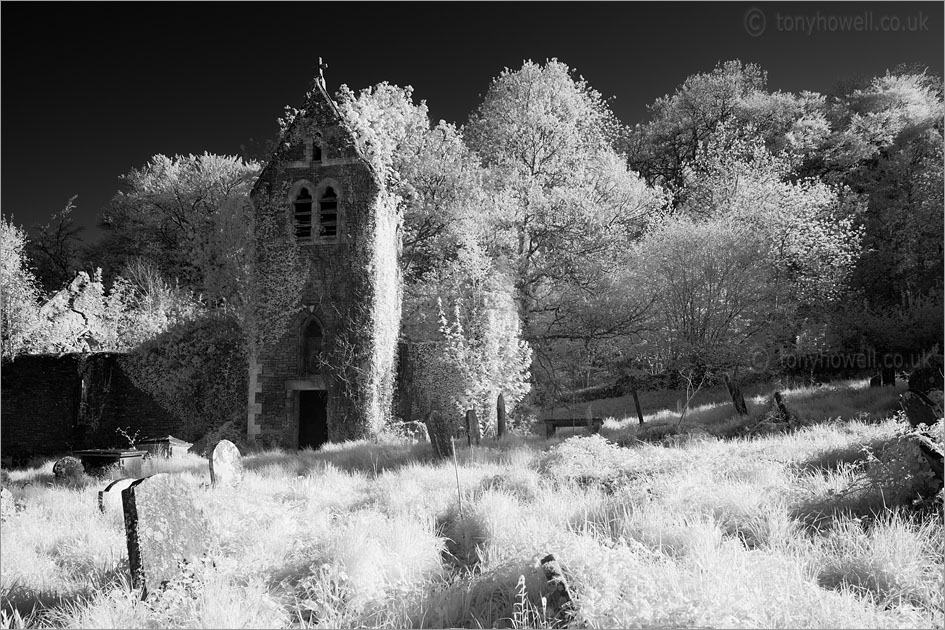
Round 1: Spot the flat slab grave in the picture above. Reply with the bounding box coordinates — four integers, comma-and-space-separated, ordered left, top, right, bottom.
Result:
122, 473, 211, 598
73, 449, 146, 477
209, 440, 243, 488
137, 435, 193, 459
98, 477, 136, 513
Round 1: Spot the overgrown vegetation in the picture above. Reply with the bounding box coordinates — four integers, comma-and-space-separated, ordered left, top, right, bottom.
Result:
1, 381, 942, 628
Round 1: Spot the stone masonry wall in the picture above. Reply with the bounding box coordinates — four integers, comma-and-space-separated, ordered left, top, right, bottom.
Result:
1, 353, 185, 464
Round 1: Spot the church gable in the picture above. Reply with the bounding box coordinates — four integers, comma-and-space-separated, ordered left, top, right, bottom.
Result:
252, 72, 371, 200
250, 71, 380, 248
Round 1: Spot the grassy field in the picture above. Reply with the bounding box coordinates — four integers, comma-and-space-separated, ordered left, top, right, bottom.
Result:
1, 379, 943, 628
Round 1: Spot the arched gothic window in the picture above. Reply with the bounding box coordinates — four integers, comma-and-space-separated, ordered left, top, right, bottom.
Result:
293, 187, 313, 240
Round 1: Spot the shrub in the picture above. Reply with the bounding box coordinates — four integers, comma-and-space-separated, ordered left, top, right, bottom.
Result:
121, 313, 247, 440
859, 412, 944, 504
538, 434, 631, 490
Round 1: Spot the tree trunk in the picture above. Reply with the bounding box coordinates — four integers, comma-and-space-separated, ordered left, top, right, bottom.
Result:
881, 363, 896, 387
496, 393, 507, 438
631, 388, 645, 425
466, 409, 480, 446
725, 373, 749, 416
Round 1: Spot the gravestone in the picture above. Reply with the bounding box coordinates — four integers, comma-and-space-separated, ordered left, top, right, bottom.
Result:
496, 393, 507, 439
122, 473, 210, 598
425, 411, 455, 460
53, 456, 84, 481
209, 440, 243, 488
0, 487, 16, 522
98, 478, 136, 513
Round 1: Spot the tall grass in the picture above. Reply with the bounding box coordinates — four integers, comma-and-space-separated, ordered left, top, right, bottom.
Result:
1, 379, 941, 628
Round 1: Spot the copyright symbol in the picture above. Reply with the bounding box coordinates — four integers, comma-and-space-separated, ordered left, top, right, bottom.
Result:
749, 345, 769, 371
744, 7, 766, 37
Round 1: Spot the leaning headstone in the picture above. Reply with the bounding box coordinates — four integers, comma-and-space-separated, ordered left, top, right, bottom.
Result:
541, 553, 576, 625
122, 473, 210, 598
0, 487, 16, 522
425, 411, 455, 460
209, 440, 243, 488
496, 393, 507, 439
98, 478, 136, 513
53, 456, 84, 481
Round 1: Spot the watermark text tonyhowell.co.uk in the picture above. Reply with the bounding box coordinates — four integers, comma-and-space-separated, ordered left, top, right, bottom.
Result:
744, 7, 930, 37
748, 347, 938, 373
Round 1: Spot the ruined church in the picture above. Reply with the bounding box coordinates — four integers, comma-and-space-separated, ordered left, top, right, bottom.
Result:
246, 68, 401, 450
0, 68, 402, 463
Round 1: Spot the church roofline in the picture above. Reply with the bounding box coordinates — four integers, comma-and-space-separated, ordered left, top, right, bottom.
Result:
250, 63, 383, 198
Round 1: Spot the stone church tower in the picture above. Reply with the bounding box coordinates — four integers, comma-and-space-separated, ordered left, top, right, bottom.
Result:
247, 68, 401, 449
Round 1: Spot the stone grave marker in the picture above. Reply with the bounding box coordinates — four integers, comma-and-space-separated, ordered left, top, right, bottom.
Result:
53, 456, 84, 481
98, 478, 136, 513
122, 473, 210, 598
425, 411, 455, 460
0, 487, 16, 522
209, 440, 243, 488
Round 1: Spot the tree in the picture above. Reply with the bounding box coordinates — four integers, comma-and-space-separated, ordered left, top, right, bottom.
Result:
465, 59, 664, 348
633, 216, 773, 379
1, 215, 41, 361
26, 195, 85, 295
626, 60, 831, 207
626, 60, 767, 201
634, 130, 863, 412
684, 129, 862, 314
822, 70, 944, 307
96, 153, 261, 296
337, 81, 536, 427
336, 82, 485, 283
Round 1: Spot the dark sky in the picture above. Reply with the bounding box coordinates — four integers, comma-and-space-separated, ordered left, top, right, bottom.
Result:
2, 1, 942, 243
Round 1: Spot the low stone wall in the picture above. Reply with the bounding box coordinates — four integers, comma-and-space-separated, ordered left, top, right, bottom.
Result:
1, 353, 185, 465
